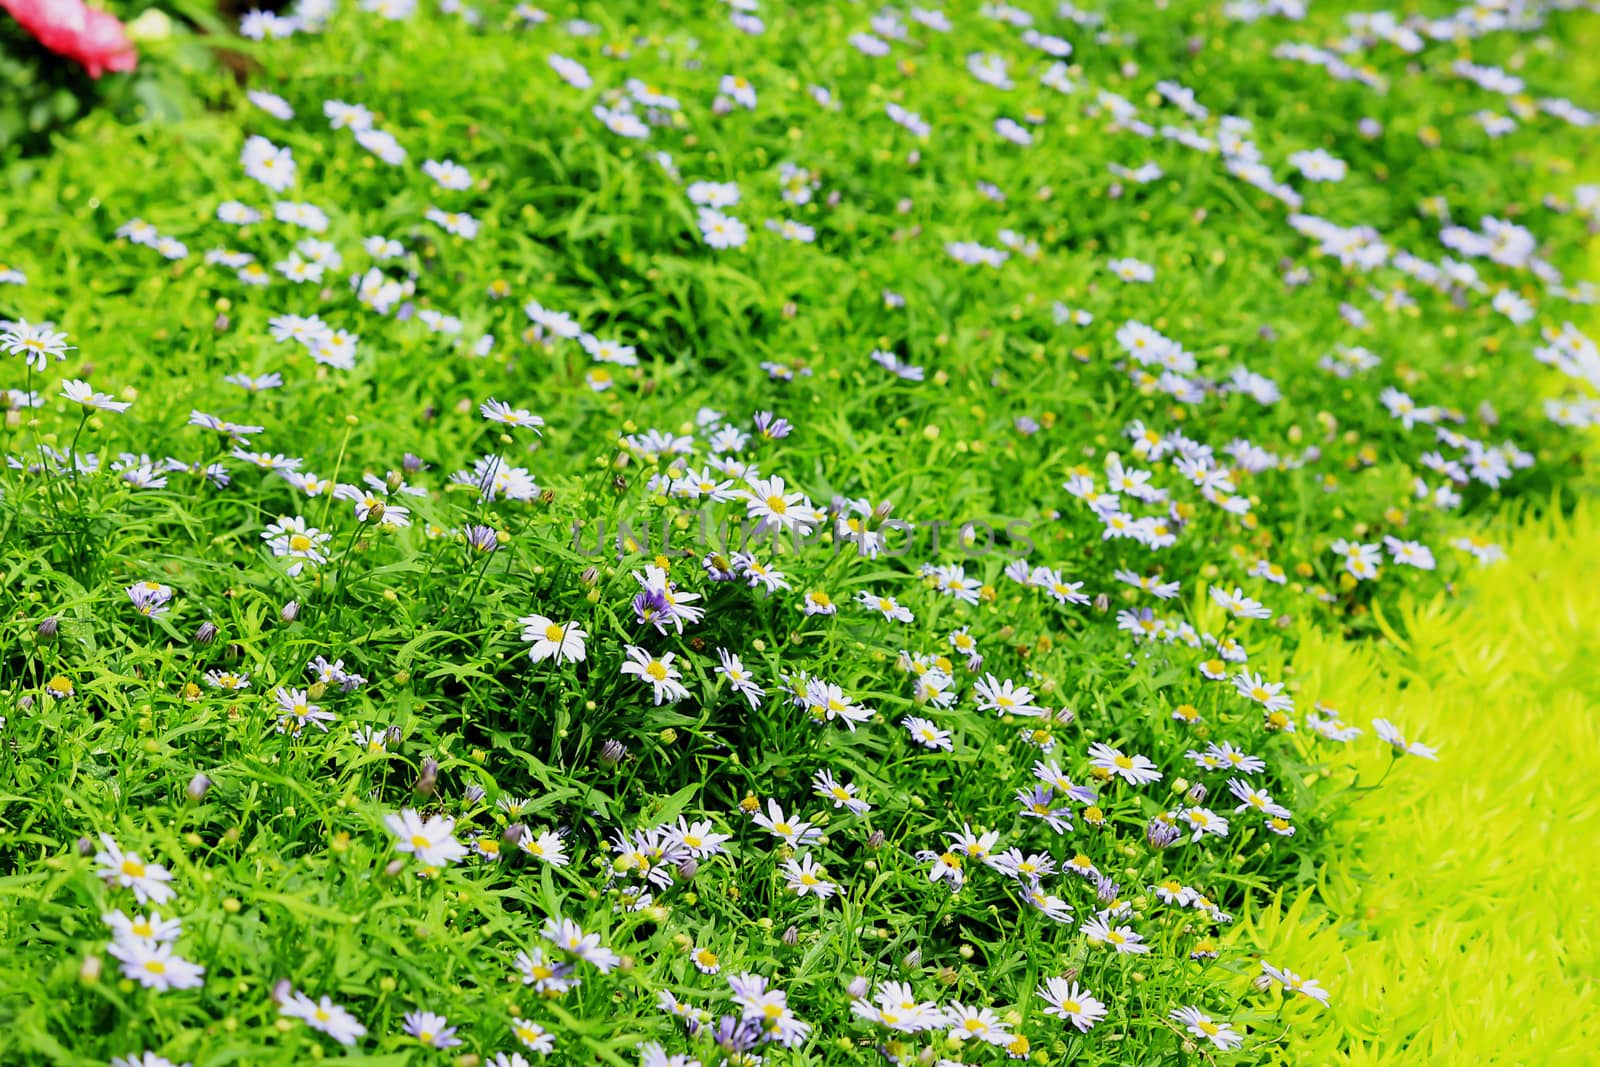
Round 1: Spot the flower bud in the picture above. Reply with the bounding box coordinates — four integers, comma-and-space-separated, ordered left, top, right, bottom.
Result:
187, 773, 212, 801
387, 470, 405, 493
677, 857, 699, 880
365, 500, 387, 523
1095, 875, 1121, 905
781, 925, 799, 947
415, 757, 439, 796
1146, 818, 1181, 850
867, 829, 886, 850
383, 858, 407, 878
403, 452, 425, 472
76, 836, 94, 856
281, 600, 300, 623
846, 975, 870, 1000
195, 621, 219, 645
600, 739, 628, 766
1093, 593, 1110, 613
79, 954, 102, 984
37, 615, 60, 639
901, 948, 922, 970
502, 824, 527, 847
463, 783, 486, 804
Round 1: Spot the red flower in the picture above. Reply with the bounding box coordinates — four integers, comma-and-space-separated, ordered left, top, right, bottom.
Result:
2, 0, 138, 79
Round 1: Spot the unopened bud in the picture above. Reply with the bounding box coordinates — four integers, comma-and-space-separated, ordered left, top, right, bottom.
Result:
463, 784, 486, 804
677, 857, 699, 879
1186, 783, 1208, 804
387, 470, 405, 493
1253, 973, 1274, 992
781, 925, 799, 946
76, 836, 94, 856
1146, 818, 1181, 850
187, 773, 212, 801
600, 739, 627, 766
846, 975, 870, 1000
935, 966, 958, 986
866, 829, 886, 849
1093, 593, 1110, 613
901, 948, 922, 969
79, 954, 102, 983
581, 566, 599, 586
403, 452, 425, 472
383, 858, 407, 878
415, 757, 439, 796
195, 621, 218, 645
502, 824, 527, 846
1095, 875, 1121, 905
365, 500, 386, 523
37, 615, 60, 638
280, 600, 300, 623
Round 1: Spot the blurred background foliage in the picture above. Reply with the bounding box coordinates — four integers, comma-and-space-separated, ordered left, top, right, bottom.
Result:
0, 0, 245, 158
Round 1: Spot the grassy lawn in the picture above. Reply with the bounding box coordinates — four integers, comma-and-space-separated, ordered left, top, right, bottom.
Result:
2, 1, 1598, 1065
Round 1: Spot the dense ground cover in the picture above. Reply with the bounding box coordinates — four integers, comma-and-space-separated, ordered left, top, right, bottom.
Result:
1238, 500, 1600, 1066
2, 1, 1597, 1065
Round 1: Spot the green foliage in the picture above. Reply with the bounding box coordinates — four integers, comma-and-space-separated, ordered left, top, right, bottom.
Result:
0, 0, 224, 158
1237, 499, 1600, 1065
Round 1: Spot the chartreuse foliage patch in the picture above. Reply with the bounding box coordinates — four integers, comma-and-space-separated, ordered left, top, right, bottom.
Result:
1237, 499, 1600, 1066
1, 2, 1598, 1067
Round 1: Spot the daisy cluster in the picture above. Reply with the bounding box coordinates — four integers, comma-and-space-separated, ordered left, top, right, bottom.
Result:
1, 1, 1595, 1065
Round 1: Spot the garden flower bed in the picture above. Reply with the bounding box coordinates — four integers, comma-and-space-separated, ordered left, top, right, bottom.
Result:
1, 1, 1596, 1064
